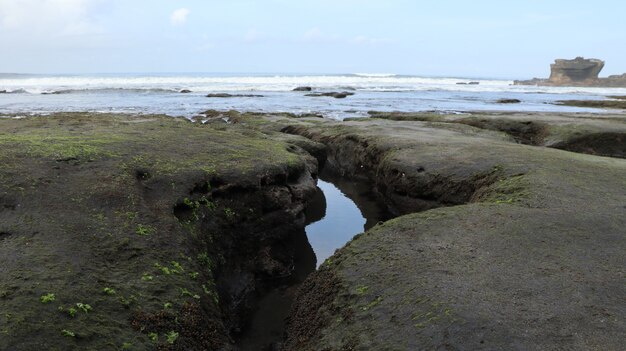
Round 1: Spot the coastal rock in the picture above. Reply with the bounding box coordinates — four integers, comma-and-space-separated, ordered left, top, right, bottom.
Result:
0, 90, 6, 94
180, 89, 192, 93
549, 57, 604, 84
497, 98, 521, 103
305, 91, 355, 99
293, 86, 313, 91
0, 113, 318, 350
515, 57, 626, 87
271, 114, 626, 351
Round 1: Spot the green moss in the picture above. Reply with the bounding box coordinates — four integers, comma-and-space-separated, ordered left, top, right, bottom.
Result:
479, 175, 530, 204
40, 293, 56, 304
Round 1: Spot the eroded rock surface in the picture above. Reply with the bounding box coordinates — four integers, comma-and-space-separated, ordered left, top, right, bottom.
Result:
234, 114, 626, 351
0, 113, 319, 350
515, 57, 626, 87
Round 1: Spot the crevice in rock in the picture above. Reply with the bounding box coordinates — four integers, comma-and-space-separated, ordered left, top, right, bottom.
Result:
552, 132, 626, 159
456, 118, 549, 145
281, 125, 510, 217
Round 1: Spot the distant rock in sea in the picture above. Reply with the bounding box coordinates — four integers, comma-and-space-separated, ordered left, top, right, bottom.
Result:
305, 91, 355, 99
515, 57, 626, 87
497, 98, 521, 104
293, 86, 313, 91
180, 89, 192, 93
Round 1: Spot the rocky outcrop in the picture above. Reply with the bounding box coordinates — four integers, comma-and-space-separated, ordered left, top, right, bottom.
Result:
305, 91, 355, 99
515, 57, 626, 87
272, 115, 626, 351
549, 57, 604, 84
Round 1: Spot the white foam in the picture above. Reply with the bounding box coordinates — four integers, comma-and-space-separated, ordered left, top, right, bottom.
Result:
1, 74, 626, 96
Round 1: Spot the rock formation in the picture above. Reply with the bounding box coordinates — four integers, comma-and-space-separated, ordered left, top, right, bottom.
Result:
515, 57, 626, 87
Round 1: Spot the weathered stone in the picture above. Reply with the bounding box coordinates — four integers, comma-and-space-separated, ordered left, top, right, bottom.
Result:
293, 86, 313, 91
497, 98, 521, 104
305, 91, 355, 99
549, 57, 604, 84
515, 57, 626, 87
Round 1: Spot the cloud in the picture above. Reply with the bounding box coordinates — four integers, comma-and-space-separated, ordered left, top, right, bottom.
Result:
170, 8, 190, 26
0, 0, 102, 35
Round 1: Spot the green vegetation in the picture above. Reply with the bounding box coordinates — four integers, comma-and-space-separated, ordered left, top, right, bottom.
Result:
135, 224, 156, 236
61, 330, 76, 338
166, 331, 179, 344
40, 293, 56, 304
148, 332, 158, 342
76, 303, 92, 313
356, 286, 369, 295
103, 287, 116, 296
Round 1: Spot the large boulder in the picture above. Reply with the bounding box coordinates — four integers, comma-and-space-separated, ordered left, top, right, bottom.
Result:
548, 57, 604, 84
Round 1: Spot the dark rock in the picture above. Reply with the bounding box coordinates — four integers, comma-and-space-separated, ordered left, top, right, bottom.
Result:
556, 99, 626, 109
468, 81, 480, 85
515, 57, 626, 87
497, 99, 521, 104
0, 90, 6, 94
180, 89, 192, 93
305, 92, 355, 99
549, 57, 604, 84
456, 82, 467, 85
206, 93, 264, 98
293, 87, 313, 92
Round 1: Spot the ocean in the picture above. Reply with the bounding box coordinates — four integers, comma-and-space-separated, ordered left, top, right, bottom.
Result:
1, 73, 625, 119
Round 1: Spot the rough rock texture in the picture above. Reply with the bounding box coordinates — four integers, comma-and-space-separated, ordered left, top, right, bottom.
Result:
241, 115, 626, 351
549, 57, 604, 84
515, 57, 626, 87
359, 111, 626, 159
0, 113, 319, 351
305, 92, 355, 99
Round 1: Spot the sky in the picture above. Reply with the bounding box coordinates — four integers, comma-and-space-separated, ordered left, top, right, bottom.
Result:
0, 0, 625, 78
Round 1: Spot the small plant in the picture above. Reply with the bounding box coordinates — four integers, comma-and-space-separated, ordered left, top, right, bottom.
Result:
40, 293, 56, 304
164, 302, 173, 309
121, 342, 132, 350
148, 332, 158, 342
356, 286, 369, 295
68, 307, 77, 317
179, 287, 200, 299
76, 303, 92, 313
223, 208, 236, 220
154, 262, 172, 275
166, 331, 179, 345
188, 272, 199, 279
197, 252, 212, 269
103, 287, 116, 296
136, 224, 156, 236
61, 329, 75, 337
141, 272, 154, 281
170, 261, 184, 273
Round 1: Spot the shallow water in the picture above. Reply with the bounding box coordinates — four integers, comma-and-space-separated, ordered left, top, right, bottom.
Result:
236, 172, 391, 350
306, 174, 391, 266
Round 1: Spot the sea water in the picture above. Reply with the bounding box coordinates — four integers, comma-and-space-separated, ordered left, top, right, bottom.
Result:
2, 73, 625, 119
